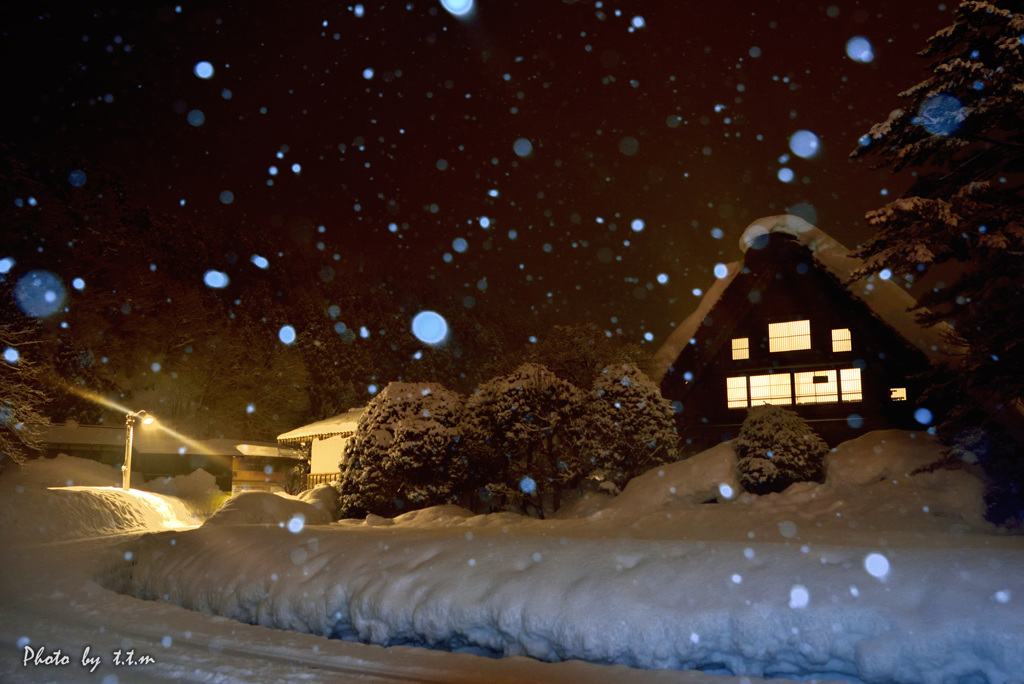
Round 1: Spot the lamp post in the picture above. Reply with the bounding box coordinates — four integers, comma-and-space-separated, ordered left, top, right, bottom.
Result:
122, 409, 153, 491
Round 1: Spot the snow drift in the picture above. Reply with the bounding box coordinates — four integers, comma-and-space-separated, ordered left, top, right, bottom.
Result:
0, 456, 215, 540
102, 430, 1024, 683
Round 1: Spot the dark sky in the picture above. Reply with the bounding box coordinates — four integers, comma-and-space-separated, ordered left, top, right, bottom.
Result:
3, 0, 953, 352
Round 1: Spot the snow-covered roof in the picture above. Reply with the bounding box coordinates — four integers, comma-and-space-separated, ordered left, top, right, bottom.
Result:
651, 214, 965, 383
276, 408, 366, 444
650, 261, 742, 384
40, 422, 283, 457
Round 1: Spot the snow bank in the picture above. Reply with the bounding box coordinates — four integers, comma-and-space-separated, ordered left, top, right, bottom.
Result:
103, 430, 1024, 682
140, 468, 218, 498
0, 453, 128, 489
118, 517, 1024, 682
612, 440, 741, 512
298, 482, 342, 519
203, 490, 334, 527
0, 456, 205, 541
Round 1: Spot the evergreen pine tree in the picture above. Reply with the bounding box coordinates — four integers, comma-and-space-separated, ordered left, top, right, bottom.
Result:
734, 405, 829, 495
461, 363, 589, 517
851, 1, 1024, 521
851, 1, 1024, 433
337, 382, 464, 518
588, 362, 679, 490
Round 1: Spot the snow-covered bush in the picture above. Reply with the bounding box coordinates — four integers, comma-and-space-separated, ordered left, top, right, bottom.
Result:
588, 362, 679, 489
734, 405, 828, 495
461, 363, 589, 517
336, 382, 464, 518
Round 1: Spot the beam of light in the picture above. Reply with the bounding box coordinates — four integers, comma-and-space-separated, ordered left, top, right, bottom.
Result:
58, 383, 219, 455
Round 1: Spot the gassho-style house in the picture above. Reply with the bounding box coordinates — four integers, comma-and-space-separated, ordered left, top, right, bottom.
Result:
651, 214, 965, 450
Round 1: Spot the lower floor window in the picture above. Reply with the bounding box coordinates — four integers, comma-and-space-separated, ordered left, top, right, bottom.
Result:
749, 373, 793, 406
727, 367, 863, 408
795, 370, 838, 404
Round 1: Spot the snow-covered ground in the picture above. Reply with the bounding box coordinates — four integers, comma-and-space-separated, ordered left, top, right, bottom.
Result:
2, 432, 1022, 683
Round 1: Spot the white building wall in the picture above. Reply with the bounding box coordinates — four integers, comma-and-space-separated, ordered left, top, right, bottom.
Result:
310, 435, 347, 473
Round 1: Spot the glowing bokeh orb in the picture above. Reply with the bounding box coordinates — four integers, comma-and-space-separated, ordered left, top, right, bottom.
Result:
412, 311, 448, 344
279, 325, 297, 344
864, 552, 890, 579
789, 130, 820, 159
916, 94, 964, 136
440, 0, 473, 16
513, 137, 533, 158
203, 270, 229, 288
789, 585, 810, 609
194, 61, 215, 79
13, 270, 66, 318
845, 36, 874, 63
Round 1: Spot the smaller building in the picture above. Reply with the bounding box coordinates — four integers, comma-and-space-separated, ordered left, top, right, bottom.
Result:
229, 443, 305, 494
39, 420, 291, 492
277, 408, 365, 487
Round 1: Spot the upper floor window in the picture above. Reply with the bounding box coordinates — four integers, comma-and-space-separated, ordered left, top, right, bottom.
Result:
731, 337, 749, 360
768, 319, 811, 353
890, 387, 907, 401
831, 328, 852, 352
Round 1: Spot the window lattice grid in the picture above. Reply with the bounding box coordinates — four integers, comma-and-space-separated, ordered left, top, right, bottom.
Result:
748, 373, 793, 406
726, 376, 748, 408
768, 320, 811, 353
731, 337, 750, 361
840, 368, 863, 402
890, 387, 908, 401
794, 370, 839, 404
831, 328, 852, 353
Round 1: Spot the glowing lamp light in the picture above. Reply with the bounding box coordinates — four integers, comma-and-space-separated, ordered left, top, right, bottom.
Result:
122, 410, 155, 491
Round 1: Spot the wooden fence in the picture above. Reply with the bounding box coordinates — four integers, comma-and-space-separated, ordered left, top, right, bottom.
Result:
298, 472, 341, 492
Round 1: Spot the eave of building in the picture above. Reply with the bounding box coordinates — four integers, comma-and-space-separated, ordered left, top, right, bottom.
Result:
277, 430, 356, 445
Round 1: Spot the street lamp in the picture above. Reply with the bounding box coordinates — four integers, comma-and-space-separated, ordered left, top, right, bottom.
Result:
122, 409, 154, 491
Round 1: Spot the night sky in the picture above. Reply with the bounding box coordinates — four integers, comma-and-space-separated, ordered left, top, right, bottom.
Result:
4, 0, 953, 352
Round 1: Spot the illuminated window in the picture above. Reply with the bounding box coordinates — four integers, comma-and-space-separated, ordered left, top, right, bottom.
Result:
731, 338, 749, 360
768, 320, 811, 353
749, 373, 793, 406
794, 370, 838, 404
727, 376, 748, 408
890, 387, 907, 401
840, 368, 863, 402
831, 328, 852, 352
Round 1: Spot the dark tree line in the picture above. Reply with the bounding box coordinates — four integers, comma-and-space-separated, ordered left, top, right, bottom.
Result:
852, 0, 1024, 522
2, 148, 642, 455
